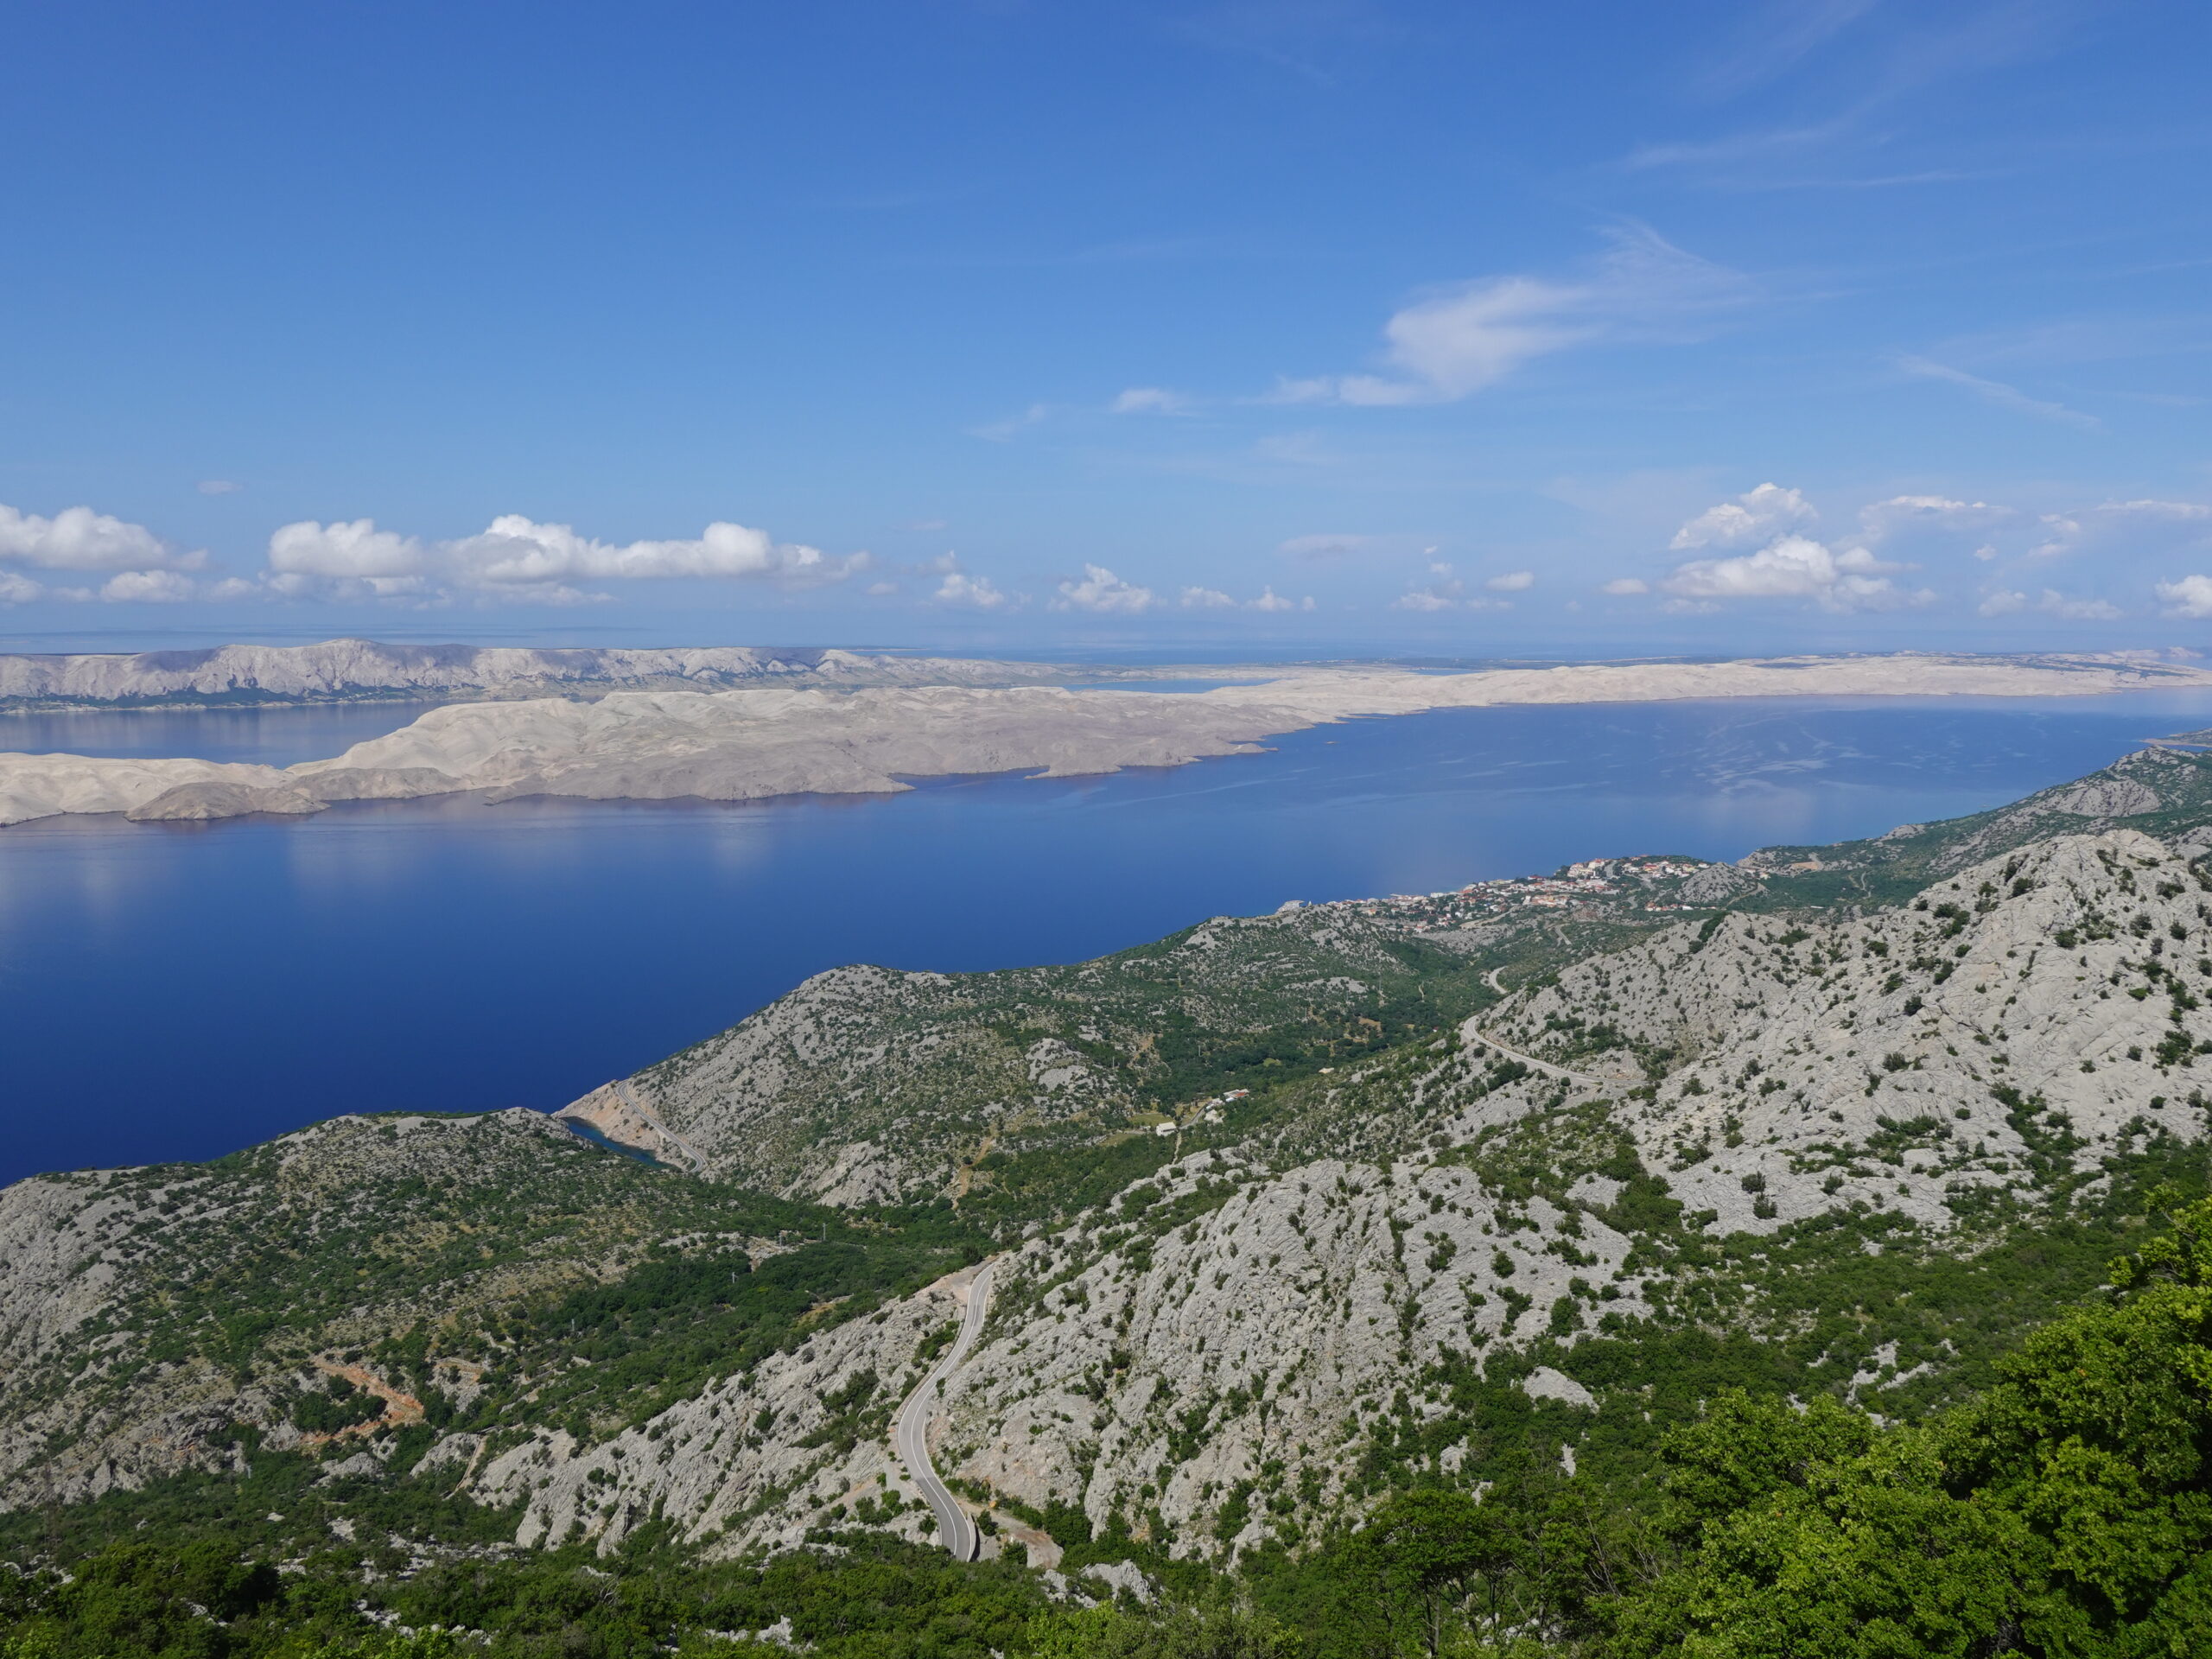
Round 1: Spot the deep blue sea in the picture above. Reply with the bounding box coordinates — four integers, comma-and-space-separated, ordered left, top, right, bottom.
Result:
8, 688, 2212, 1186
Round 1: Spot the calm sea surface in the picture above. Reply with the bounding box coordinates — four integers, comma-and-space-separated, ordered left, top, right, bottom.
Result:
7, 689, 2212, 1185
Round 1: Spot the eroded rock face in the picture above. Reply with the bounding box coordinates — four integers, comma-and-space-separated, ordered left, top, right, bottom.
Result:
125, 780, 325, 821
1499, 830, 2212, 1234
8, 804, 2212, 1564
444, 836, 2212, 1558
0, 641, 1070, 709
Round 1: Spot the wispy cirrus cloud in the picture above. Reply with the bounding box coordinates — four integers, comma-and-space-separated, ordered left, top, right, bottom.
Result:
1269, 225, 1756, 407
1690, 0, 1881, 99
1892, 353, 2101, 428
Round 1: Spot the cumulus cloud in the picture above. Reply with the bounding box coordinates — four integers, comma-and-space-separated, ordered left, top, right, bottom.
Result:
1600, 577, 1650, 595
1857, 494, 2015, 542
0, 501, 199, 572
1392, 563, 1506, 613
451, 516, 853, 588
269, 518, 426, 581
1280, 225, 1754, 406
263, 514, 862, 604
0, 571, 44, 605
1669, 483, 1815, 550
1179, 583, 1310, 612
99, 569, 196, 603
933, 571, 1011, 610
1485, 569, 1535, 592
1051, 564, 1156, 614
2156, 575, 2212, 618
1391, 588, 1459, 613
1662, 533, 1928, 612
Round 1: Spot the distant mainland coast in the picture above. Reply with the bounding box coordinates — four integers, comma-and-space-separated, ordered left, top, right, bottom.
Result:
1, 641, 2206, 830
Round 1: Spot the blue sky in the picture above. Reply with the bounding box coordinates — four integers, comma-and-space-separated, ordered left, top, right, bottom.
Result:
2, 0, 2209, 653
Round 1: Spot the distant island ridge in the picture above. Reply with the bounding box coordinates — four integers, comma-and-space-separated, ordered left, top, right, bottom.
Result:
1, 642, 2207, 830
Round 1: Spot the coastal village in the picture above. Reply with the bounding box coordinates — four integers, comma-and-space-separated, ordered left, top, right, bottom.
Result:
1279, 853, 1711, 929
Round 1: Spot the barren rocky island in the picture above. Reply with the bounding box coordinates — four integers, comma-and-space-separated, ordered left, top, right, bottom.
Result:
3, 643, 2203, 829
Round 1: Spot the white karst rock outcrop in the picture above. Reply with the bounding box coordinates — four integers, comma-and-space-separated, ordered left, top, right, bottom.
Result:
468, 1141, 1640, 1559
459, 830, 2212, 1558
0, 640, 1069, 707
6, 810, 2212, 1562
1491, 830, 2212, 1233
6, 651, 2208, 828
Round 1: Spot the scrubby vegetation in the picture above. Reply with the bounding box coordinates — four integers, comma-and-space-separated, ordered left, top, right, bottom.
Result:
10, 1194, 2212, 1657
15, 748, 2212, 1657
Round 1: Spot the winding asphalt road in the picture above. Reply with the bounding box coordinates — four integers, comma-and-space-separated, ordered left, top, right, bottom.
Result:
1459, 1010, 1605, 1087
893, 1260, 995, 1560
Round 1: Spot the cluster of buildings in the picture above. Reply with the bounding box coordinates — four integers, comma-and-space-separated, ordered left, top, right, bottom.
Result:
1280, 855, 1711, 929
1154, 1088, 1251, 1135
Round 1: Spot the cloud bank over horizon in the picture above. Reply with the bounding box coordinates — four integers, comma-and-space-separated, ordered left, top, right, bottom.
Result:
8, 476, 2208, 646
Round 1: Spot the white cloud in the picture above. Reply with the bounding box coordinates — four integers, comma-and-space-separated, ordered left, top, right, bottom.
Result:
1670, 482, 1815, 549
1485, 569, 1535, 592
1978, 587, 2120, 621
2157, 575, 2212, 618
0, 501, 198, 572
0, 571, 43, 605
2040, 590, 2122, 620
99, 569, 195, 603
1662, 532, 1927, 612
264, 514, 861, 604
196, 479, 244, 496
1052, 564, 1156, 614
1600, 577, 1650, 595
450, 516, 852, 587
1857, 494, 2015, 542
866, 580, 900, 596
1110, 387, 1192, 415
1893, 356, 2100, 429
1390, 567, 1504, 613
1391, 588, 1459, 613
2107, 499, 2212, 522
269, 518, 427, 580
933, 571, 1011, 610
1275, 532, 1379, 560
1177, 583, 1309, 612
1284, 225, 1754, 406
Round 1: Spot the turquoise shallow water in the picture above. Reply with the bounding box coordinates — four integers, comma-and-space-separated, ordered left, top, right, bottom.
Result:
5, 688, 2212, 1185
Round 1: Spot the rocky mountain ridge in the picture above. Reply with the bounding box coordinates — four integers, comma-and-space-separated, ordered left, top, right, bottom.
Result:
0, 639, 1069, 709
4, 742, 2211, 1574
